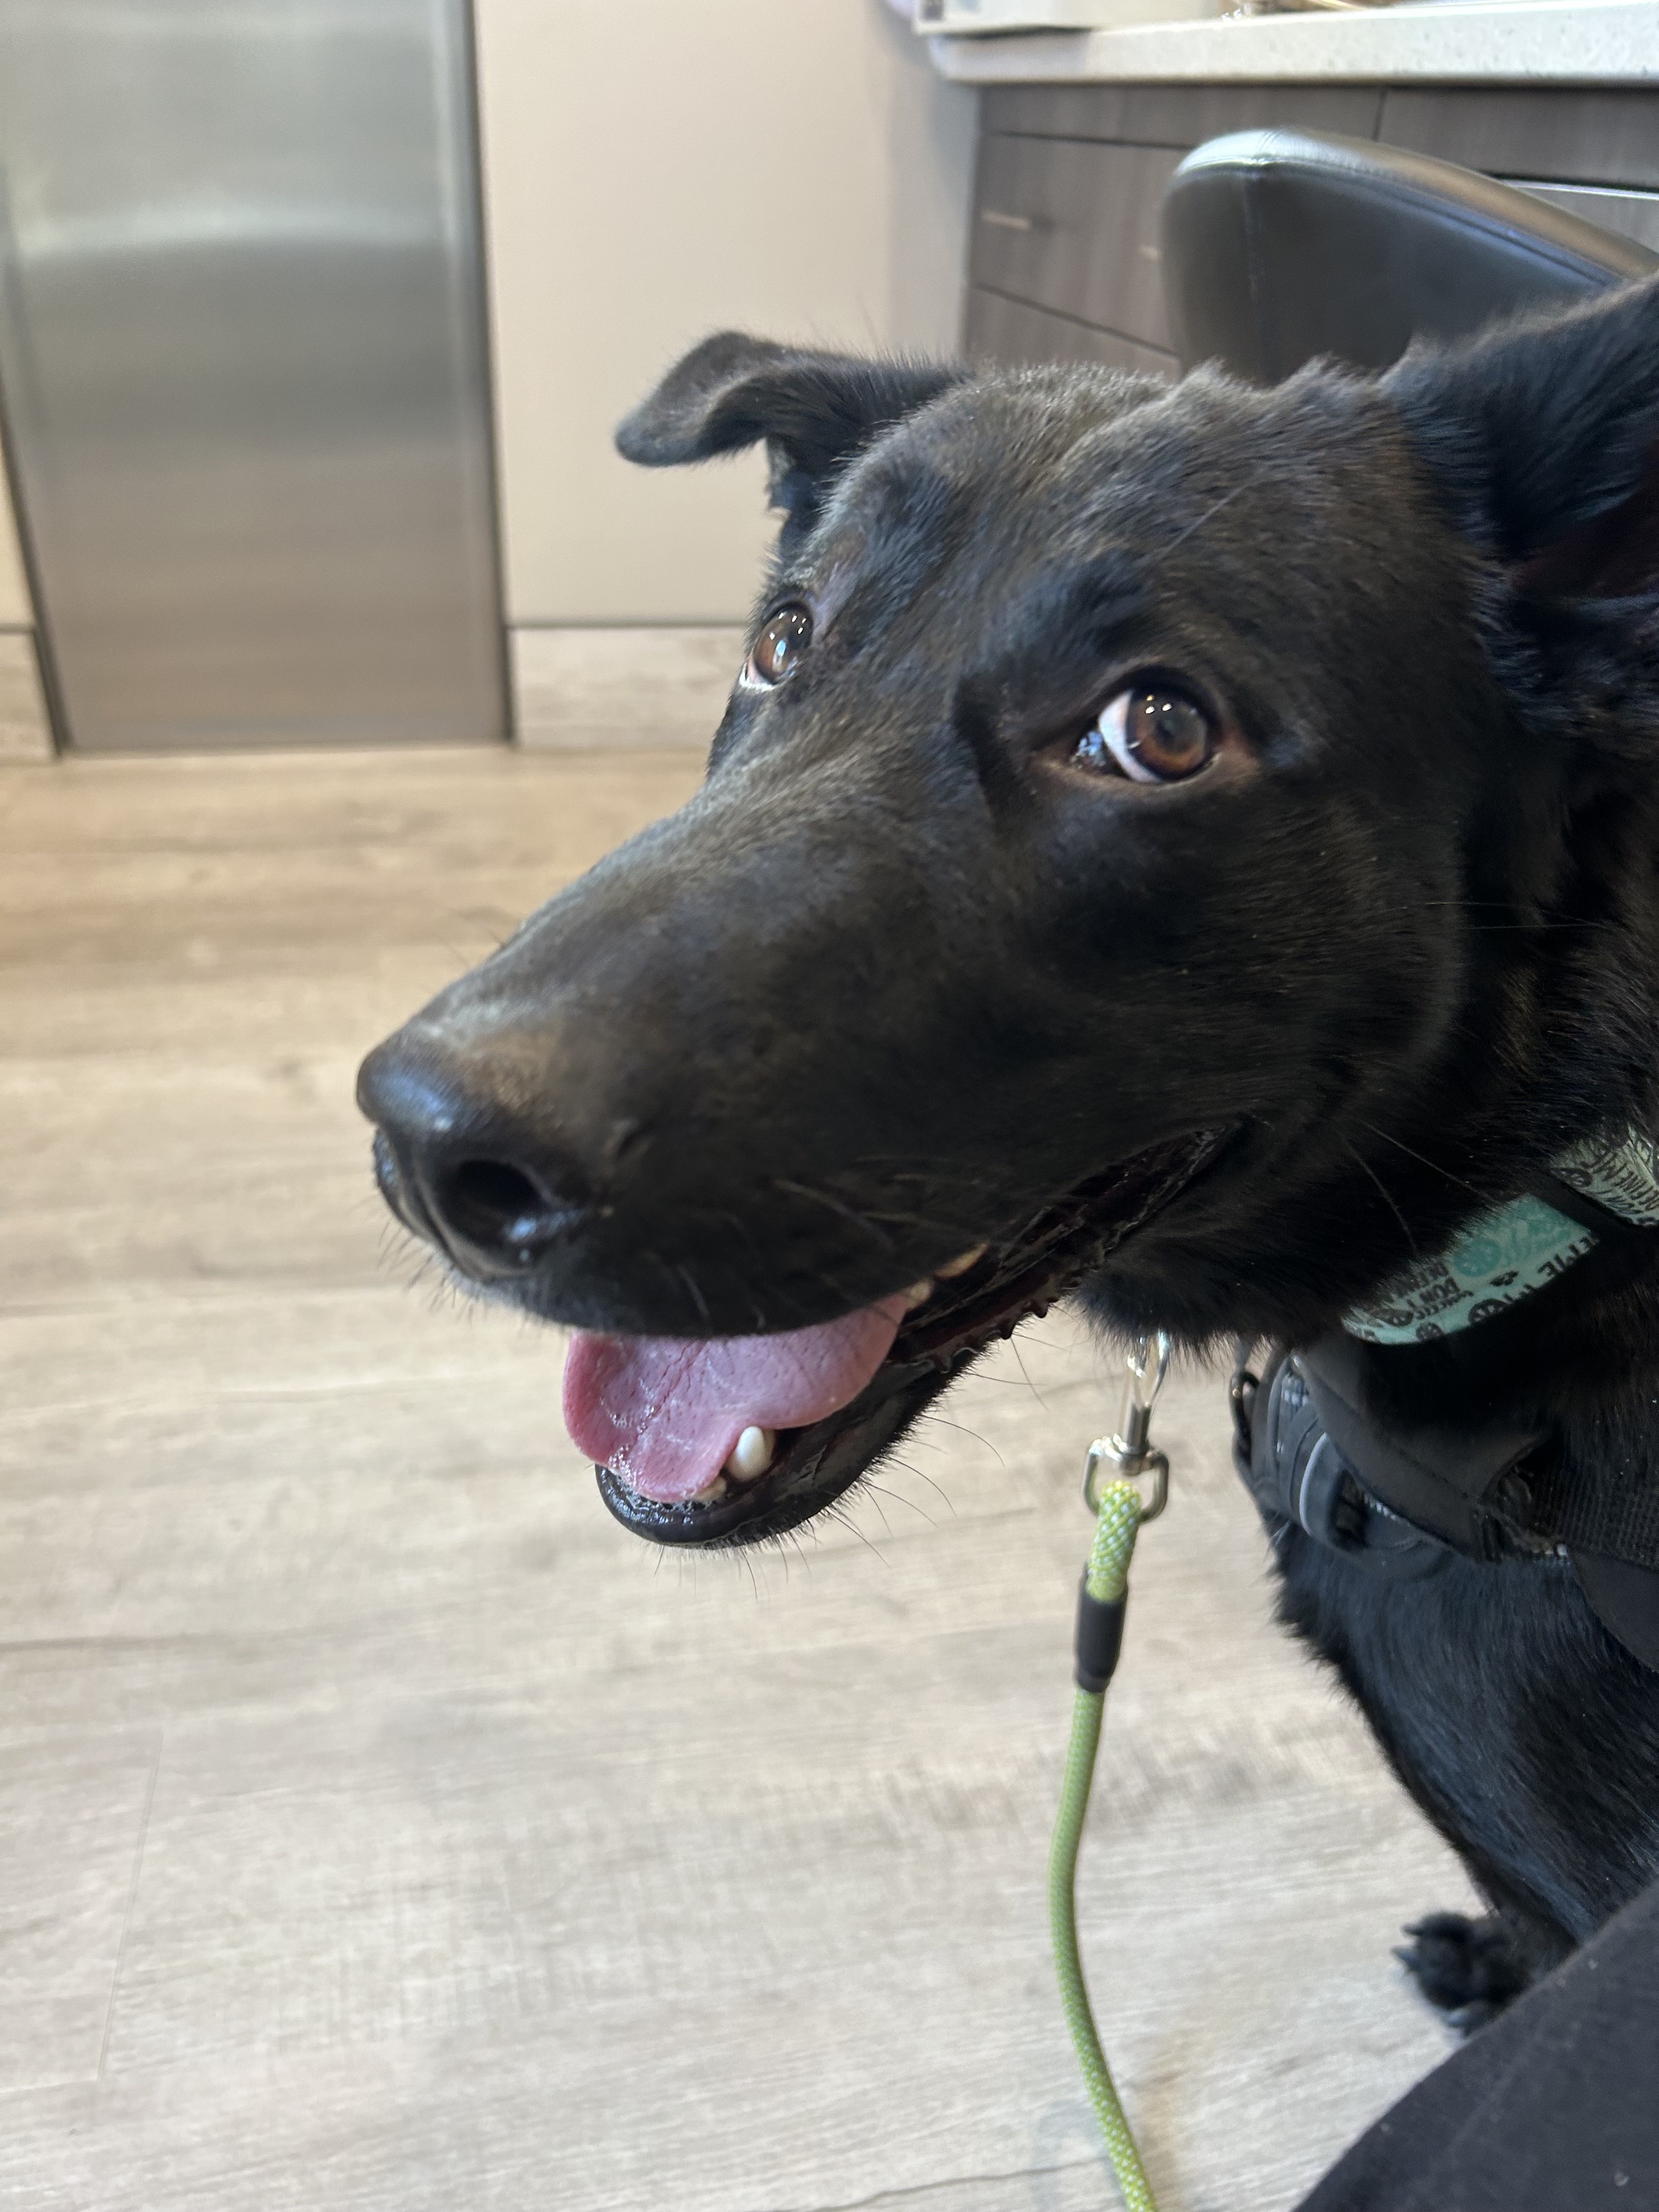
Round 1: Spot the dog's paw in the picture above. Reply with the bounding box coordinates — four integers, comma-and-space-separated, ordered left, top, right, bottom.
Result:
1395, 1912, 1532, 2032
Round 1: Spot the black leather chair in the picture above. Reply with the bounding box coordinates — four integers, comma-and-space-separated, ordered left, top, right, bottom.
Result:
1160, 128, 1658, 382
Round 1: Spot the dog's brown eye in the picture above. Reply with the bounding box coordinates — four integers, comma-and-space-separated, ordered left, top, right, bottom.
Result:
1076, 681, 1215, 784
744, 603, 814, 688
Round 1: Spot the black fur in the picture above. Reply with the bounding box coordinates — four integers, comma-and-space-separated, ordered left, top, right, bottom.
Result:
615, 331, 964, 558
360, 280, 1659, 2015
1395, 1913, 1532, 2033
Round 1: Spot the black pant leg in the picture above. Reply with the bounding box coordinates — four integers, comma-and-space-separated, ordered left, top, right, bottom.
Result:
1296, 1875, 1659, 2212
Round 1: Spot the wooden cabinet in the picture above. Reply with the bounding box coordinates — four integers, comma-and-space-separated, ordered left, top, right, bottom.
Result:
963, 289, 1173, 374
971, 137, 1184, 349
964, 80, 1659, 375
1376, 88, 1659, 190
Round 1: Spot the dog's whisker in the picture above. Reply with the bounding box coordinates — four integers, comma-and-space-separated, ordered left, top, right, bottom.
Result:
1355, 1121, 1498, 1205
770, 1177, 897, 1249
862, 1471, 938, 1528
1007, 1337, 1051, 1414
1465, 921, 1615, 934
1165, 477, 1250, 554
861, 1486, 896, 1538
918, 1414, 1003, 1472
1341, 1135, 1420, 1259
823, 1499, 888, 1566
887, 1448, 958, 1512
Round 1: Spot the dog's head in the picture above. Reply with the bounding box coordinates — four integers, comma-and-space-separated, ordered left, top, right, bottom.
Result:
359, 282, 1659, 1545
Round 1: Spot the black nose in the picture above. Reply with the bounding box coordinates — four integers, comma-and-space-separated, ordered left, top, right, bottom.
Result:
357, 1030, 591, 1279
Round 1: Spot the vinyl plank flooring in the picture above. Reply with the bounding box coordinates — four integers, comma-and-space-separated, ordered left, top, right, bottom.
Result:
0, 1730, 161, 2092
0, 747, 1472, 2211
0, 1051, 380, 1307
0, 960, 473, 1064
83, 1681, 1455, 2212
0, 1343, 1296, 1736
0, 1748, 1462, 2212
0, 746, 704, 856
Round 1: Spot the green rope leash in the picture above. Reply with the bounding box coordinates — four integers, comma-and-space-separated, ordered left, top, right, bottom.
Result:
1049, 1477, 1159, 2212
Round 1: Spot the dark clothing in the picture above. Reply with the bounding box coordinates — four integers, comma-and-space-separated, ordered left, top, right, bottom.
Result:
1300, 1878, 1659, 2212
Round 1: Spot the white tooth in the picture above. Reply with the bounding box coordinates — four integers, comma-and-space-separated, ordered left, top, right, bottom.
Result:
903, 1279, 934, 1308
725, 1426, 776, 1482
936, 1245, 987, 1279
691, 1472, 730, 1504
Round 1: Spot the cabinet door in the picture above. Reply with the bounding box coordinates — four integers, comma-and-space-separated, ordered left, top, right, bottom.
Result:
969, 137, 1184, 350
1379, 89, 1659, 191
964, 289, 1175, 376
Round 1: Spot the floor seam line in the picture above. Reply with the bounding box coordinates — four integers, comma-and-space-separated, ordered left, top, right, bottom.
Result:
787, 2154, 1105, 2212
97, 1732, 163, 2081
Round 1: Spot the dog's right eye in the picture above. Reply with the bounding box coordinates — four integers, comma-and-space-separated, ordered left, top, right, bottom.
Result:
1075, 680, 1216, 784
742, 604, 814, 689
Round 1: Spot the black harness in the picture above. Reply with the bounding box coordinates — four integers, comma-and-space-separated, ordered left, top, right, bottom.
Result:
1233, 1183, 1659, 1674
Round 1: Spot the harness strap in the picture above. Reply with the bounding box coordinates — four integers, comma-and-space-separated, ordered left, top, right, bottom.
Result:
1299, 1333, 1548, 1561
1305, 1331, 1659, 1577
1234, 1351, 1451, 1581
1572, 1551, 1659, 1675
1237, 1340, 1659, 1672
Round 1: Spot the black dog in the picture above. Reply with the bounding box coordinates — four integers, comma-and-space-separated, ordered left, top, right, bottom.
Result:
359, 280, 1659, 2023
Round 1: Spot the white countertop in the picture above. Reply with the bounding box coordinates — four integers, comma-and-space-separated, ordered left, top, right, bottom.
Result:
928, 0, 1659, 83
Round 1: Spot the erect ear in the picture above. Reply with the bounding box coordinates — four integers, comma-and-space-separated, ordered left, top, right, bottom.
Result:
615, 331, 964, 556
1386, 278, 1659, 732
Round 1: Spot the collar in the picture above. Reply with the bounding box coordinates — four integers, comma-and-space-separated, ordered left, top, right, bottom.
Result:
1344, 1127, 1659, 1347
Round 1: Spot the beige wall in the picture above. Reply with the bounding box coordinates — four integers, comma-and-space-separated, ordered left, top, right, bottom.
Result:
475, 1, 977, 627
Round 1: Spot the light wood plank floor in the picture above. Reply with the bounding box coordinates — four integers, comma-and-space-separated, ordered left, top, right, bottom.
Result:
0, 747, 1476, 2212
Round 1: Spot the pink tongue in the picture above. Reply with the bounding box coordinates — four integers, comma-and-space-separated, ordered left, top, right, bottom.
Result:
562, 1295, 910, 1504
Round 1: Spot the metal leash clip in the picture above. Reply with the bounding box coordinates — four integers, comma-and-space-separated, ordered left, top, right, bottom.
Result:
1082, 1330, 1172, 1521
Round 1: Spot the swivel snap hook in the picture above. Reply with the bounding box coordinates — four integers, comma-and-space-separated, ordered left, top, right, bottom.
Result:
1082, 1329, 1172, 1520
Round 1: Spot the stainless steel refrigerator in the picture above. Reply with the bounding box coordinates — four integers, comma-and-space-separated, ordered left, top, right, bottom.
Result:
0, 0, 507, 752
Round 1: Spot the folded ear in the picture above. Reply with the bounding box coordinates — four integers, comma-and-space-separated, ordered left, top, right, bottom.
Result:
616, 331, 963, 556
1386, 278, 1659, 742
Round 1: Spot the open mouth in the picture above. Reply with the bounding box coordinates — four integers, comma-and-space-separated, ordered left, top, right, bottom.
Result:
569, 1126, 1229, 1548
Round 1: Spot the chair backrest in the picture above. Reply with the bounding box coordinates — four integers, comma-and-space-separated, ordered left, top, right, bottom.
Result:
1160, 127, 1658, 382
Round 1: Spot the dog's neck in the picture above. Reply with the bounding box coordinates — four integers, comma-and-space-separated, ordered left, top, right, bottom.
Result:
1345, 1128, 1659, 1347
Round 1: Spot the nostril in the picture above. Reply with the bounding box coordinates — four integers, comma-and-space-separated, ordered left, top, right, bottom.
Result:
438, 1158, 565, 1258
